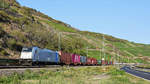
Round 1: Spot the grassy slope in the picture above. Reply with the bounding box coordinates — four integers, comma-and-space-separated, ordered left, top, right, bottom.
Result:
0, 0, 150, 63
0, 66, 149, 84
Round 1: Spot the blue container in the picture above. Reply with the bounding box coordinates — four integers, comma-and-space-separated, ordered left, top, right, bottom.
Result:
80, 56, 87, 64
32, 47, 60, 63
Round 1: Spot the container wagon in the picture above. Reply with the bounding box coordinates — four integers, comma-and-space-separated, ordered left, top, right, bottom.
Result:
105, 60, 108, 65
86, 57, 92, 65
109, 61, 113, 65
91, 58, 97, 65
97, 60, 101, 65
80, 56, 87, 65
58, 51, 72, 65
72, 54, 80, 65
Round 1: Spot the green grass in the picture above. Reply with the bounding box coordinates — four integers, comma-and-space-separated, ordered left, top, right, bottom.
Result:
0, 0, 9, 9
101, 68, 150, 84
136, 64, 150, 68
0, 66, 106, 84
0, 66, 149, 84
40, 19, 77, 33
87, 50, 112, 61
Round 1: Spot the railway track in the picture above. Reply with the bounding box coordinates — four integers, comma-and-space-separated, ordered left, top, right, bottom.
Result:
0, 65, 62, 69
0, 65, 62, 76
0, 65, 103, 70
0, 66, 41, 69
0, 65, 103, 76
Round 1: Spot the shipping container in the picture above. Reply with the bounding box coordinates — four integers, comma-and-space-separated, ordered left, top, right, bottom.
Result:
72, 54, 80, 65
109, 61, 111, 65
58, 51, 72, 65
80, 56, 87, 65
91, 58, 97, 65
111, 61, 113, 65
107, 61, 109, 65
86, 57, 92, 65
105, 60, 109, 65
109, 61, 113, 65
97, 60, 101, 65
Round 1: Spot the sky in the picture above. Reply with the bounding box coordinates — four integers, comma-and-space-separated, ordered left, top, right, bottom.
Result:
17, 0, 150, 44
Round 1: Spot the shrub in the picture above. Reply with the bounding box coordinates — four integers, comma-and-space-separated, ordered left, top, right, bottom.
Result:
0, 0, 9, 9
7, 39, 22, 51
109, 69, 126, 76
0, 11, 10, 23
0, 48, 9, 56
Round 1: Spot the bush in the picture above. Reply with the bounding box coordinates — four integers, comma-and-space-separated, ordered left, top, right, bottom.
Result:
0, 0, 9, 9
0, 11, 10, 23
109, 69, 126, 76
0, 48, 9, 56
7, 39, 22, 51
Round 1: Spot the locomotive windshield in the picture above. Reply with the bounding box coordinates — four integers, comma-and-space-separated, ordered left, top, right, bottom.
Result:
20, 47, 34, 59
22, 47, 32, 52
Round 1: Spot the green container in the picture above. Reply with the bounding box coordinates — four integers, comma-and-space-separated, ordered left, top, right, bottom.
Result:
97, 60, 101, 64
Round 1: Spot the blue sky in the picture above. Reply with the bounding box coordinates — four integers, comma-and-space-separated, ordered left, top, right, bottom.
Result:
17, 0, 150, 44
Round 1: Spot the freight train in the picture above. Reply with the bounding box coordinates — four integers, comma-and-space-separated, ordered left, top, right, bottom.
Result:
0, 47, 114, 66
19, 47, 113, 66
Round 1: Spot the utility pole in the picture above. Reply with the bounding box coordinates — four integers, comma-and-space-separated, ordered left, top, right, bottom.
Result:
99, 38, 102, 60
113, 44, 116, 65
87, 46, 88, 57
99, 47, 101, 60
117, 51, 120, 68
118, 51, 120, 62
121, 56, 123, 64
58, 32, 61, 51
102, 35, 105, 60
128, 57, 129, 64
122, 56, 124, 64
3, 0, 4, 9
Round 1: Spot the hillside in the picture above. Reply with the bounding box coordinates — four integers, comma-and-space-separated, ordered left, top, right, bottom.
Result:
0, 0, 150, 63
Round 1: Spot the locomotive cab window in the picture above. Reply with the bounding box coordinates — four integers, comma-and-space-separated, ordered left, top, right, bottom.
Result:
22, 48, 32, 52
